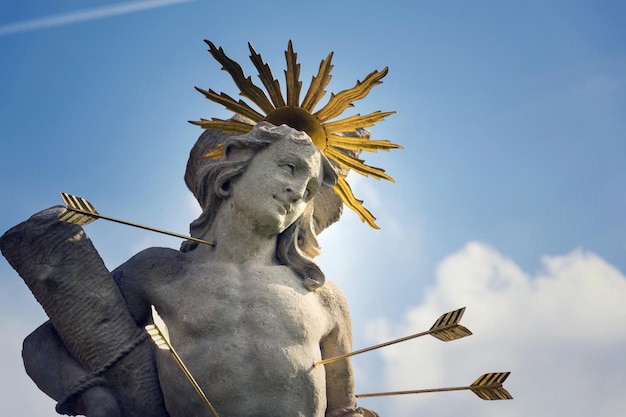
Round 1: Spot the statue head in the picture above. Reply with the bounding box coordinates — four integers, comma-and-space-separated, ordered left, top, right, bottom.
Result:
183, 122, 337, 290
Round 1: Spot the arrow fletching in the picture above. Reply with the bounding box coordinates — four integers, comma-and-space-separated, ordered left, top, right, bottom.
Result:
470, 372, 513, 400
430, 307, 473, 342
145, 305, 172, 351
58, 192, 99, 225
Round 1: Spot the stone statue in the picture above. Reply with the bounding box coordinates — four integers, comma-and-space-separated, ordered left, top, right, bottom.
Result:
1, 123, 379, 417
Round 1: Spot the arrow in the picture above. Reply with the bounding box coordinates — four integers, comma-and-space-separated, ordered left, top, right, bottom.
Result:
314, 307, 472, 367
145, 306, 221, 417
356, 372, 513, 401
57, 192, 214, 246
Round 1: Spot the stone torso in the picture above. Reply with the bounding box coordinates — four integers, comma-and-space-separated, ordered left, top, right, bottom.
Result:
116, 247, 335, 417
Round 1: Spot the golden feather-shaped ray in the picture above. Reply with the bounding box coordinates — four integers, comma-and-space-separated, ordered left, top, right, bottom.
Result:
301, 52, 334, 112
327, 135, 402, 153
324, 111, 396, 134
324, 147, 394, 182
194, 88, 265, 122
190, 118, 254, 133
248, 43, 285, 108
315, 67, 389, 121
205, 40, 275, 114
284, 41, 302, 107
201, 143, 226, 160
334, 176, 379, 229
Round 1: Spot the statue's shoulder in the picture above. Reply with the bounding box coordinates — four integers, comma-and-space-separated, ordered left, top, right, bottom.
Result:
112, 246, 186, 290
316, 279, 351, 318
115, 246, 184, 272
112, 247, 187, 323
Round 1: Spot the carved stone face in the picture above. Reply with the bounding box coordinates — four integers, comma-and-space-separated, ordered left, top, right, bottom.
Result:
230, 135, 324, 235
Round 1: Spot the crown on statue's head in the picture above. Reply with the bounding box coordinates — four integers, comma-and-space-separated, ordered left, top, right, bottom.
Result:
190, 40, 402, 229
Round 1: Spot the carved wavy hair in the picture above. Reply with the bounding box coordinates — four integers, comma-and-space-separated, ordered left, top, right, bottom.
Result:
182, 122, 337, 291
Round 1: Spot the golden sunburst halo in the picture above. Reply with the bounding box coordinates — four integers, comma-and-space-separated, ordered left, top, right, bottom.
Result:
190, 40, 402, 229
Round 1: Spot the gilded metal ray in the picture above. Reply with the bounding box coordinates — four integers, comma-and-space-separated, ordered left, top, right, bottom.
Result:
324, 147, 394, 181
189, 118, 255, 133
327, 135, 402, 152
324, 111, 396, 134
205, 40, 275, 114
333, 176, 378, 229
284, 41, 302, 107
315, 67, 389, 121
248, 43, 285, 108
300, 52, 334, 112
201, 143, 226, 160
193, 88, 264, 122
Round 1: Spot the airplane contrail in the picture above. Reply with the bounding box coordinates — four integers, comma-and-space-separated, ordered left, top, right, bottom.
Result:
0, 0, 195, 36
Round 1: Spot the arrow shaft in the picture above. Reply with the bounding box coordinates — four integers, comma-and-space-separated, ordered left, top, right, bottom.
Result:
147, 307, 220, 416
314, 323, 458, 366
356, 384, 503, 398
67, 207, 214, 246
357, 385, 469, 398
166, 347, 220, 417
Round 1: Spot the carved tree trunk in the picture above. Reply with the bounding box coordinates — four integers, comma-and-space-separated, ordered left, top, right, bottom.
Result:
0, 207, 168, 417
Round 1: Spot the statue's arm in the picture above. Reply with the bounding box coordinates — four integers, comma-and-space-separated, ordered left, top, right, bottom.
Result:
320, 282, 379, 417
112, 246, 183, 326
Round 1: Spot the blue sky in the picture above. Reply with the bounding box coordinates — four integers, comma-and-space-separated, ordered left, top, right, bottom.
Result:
1, 1, 625, 416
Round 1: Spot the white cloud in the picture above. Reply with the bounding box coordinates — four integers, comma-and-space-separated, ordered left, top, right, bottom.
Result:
186, 193, 202, 219
0, 0, 194, 36
364, 242, 626, 417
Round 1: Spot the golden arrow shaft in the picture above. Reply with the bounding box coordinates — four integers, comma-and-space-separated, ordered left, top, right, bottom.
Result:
66, 207, 214, 246
356, 384, 502, 398
314, 323, 459, 367
166, 346, 220, 417
146, 307, 220, 416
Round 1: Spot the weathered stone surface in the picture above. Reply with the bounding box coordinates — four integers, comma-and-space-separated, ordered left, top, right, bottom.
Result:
0, 207, 167, 417
2, 123, 379, 417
